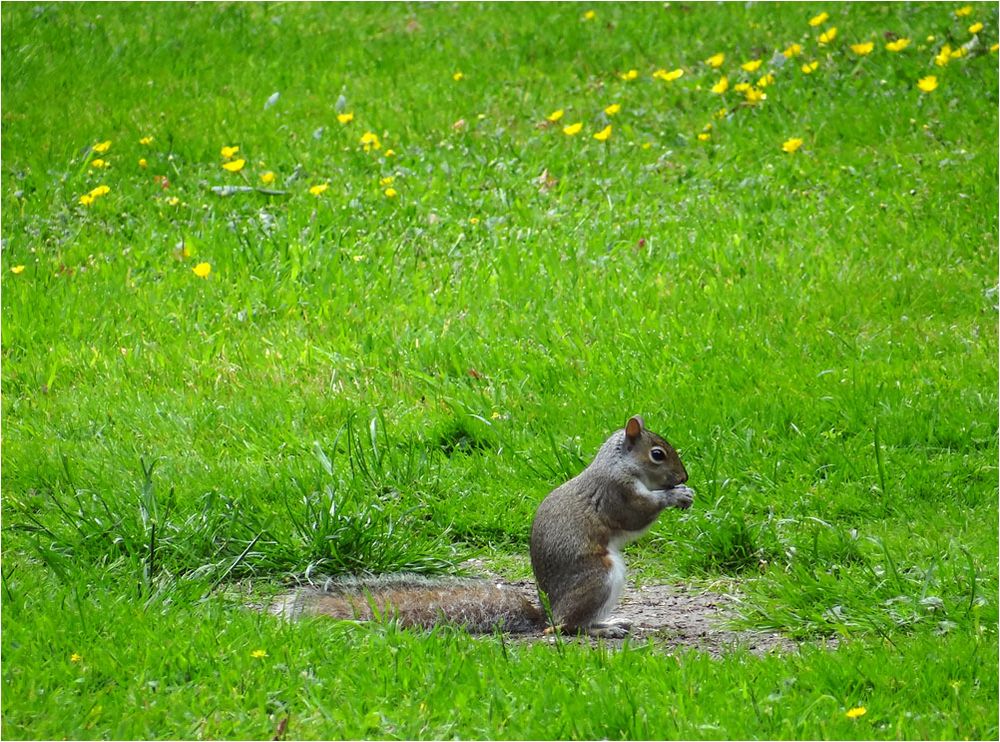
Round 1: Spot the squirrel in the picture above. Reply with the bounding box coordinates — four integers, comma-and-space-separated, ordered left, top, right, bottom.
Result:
271, 415, 693, 637
529, 414, 693, 637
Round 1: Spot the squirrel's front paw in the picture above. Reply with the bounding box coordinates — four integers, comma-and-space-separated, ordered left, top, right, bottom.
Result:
660, 484, 694, 510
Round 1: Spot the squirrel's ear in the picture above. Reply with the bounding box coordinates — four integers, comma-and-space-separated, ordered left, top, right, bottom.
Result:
625, 415, 644, 444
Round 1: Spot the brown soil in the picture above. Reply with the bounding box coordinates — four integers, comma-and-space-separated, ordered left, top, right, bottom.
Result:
496, 579, 798, 655
264, 577, 799, 656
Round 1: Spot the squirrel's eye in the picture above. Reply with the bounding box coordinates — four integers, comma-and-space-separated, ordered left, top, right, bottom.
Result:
649, 448, 667, 463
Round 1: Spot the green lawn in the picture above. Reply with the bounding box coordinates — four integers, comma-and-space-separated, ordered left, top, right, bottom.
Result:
2, 2, 997, 739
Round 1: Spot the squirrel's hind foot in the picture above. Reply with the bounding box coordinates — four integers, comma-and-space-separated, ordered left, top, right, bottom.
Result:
585, 620, 631, 639
544, 619, 631, 639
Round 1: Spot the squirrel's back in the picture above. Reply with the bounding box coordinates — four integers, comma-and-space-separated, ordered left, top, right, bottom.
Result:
270, 575, 545, 634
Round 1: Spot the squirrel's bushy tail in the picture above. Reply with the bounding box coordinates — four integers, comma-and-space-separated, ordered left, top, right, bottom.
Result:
270, 575, 545, 634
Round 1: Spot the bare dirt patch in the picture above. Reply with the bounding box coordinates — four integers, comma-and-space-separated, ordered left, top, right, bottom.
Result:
496, 579, 797, 655
264, 577, 798, 656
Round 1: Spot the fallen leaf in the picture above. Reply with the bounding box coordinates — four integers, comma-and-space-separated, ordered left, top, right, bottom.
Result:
533, 168, 558, 193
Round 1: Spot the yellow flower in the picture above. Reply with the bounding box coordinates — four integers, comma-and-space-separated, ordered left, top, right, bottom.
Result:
757, 72, 775, 87
801, 60, 820, 73
845, 707, 867, 719
713, 107, 728, 119
733, 82, 751, 92
379, 176, 394, 187
220, 145, 240, 159
885, 38, 910, 52
562, 122, 583, 136
741, 59, 763, 72
818, 27, 838, 44
250, 649, 268, 659
138, 158, 148, 169
90, 158, 107, 169
950, 46, 967, 59
955, 5, 972, 16
384, 187, 398, 198
705, 52, 725, 68
384, 148, 396, 157
969, 22, 983, 34
79, 184, 110, 206
547, 109, 565, 122
744, 87, 765, 104
222, 159, 245, 172
653, 68, 684, 81
593, 124, 612, 142
11, 265, 25, 274
139, 136, 153, 145
991, 43, 1000, 53
782, 137, 804, 153
583, 9, 596, 20
192, 262, 211, 278
783, 43, 803, 58
850, 41, 874, 56
711, 76, 729, 94
808, 11, 829, 26
93, 140, 111, 154
337, 112, 354, 124
604, 103, 621, 116
697, 132, 711, 142
619, 69, 639, 80
452, 71, 464, 81
70, 652, 82, 663
260, 171, 275, 185
309, 183, 329, 196
917, 75, 938, 93
469, 217, 480, 224
352, 255, 365, 262
935, 44, 953, 65
360, 131, 381, 151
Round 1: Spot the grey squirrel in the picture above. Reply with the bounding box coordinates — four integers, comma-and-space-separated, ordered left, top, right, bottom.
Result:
272, 415, 693, 636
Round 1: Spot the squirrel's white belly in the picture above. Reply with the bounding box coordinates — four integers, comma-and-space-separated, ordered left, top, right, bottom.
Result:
599, 529, 648, 620
599, 548, 626, 620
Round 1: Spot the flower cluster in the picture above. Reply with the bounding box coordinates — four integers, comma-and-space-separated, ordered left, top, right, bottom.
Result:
20, 6, 990, 287
541, 7, 994, 152
220, 145, 245, 173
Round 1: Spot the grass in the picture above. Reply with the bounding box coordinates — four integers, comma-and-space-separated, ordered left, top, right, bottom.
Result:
2, 2, 997, 739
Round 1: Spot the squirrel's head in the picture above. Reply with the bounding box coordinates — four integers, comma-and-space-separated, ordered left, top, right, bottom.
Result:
622, 415, 688, 490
